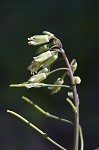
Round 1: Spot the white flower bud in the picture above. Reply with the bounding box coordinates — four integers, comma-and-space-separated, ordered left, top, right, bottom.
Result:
43, 31, 54, 37
28, 35, 50, 46
71, 59, 77, 74
36, 44, 50, 55
74, 76, 81, 84
28, 73, 46, 83
68, 92, 73, 99
48, 78, 64, 94
28, 61, 43, 74
33, 51, 52, 62
43, 52, 58, 68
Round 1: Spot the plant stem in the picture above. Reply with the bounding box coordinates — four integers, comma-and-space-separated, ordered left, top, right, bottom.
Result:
60, 48, 79, 150
10, 83, 70, 89
22, 96, 84, 150
47, 67, 68, 76
22, 96, 73, 125
7, 110, 67, 150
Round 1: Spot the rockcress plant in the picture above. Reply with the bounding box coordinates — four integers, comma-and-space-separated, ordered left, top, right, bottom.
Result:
7, 31, 84, 150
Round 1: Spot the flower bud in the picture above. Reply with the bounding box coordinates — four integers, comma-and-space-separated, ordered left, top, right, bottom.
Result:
36, 44, 50, 55
28, 73, 46, 83
71, 59, 77, 74
48, 77, 64, 94
33, 51, 52, 62
28, 61, 43, 74
43, 31, 54, 37
68, 92, 73, 99
74, 76, 81, 84
28, 35, 50, 46
43, 51, 58, 68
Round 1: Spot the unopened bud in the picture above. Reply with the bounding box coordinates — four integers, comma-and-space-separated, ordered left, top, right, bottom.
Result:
48, 77, 64, 94
28, 35, 49, 46
74, 76, 81, 84
28, 61, 43, 74
36, 44, 50, 55
28, 73, 46, 83
68, 92, 73, 99
43, 51, 58, 68
71, 59, 77, 74
43, 31, 54, 37
33, 51, 52, 62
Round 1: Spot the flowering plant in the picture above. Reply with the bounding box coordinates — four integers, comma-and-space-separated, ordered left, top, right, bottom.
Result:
7, 31, 84, 150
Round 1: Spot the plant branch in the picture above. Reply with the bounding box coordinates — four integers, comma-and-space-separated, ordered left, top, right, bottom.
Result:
79, 126, 84, 150
22, 96, 73, 125
7, 110, 67, 150
10, 83, 70, 89
47, 67, 68, 76
22, 96, 84, 150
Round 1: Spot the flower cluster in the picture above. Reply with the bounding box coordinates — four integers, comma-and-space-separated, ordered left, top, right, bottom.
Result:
11, 31, 81, 94
12, 31, 66, 94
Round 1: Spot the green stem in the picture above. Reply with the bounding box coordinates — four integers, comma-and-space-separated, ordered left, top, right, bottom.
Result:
22, 96, 84, 150
47, 67, 68, 76
66, 98, 77, 113
60, 48, 79, 150
79, 126, 84, 150
10, 83, 70, 89
7, 110, 67, 150
22, 96, 73, 125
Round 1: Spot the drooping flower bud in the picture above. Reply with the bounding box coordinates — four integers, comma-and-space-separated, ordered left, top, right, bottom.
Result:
28, 60, 43, 74
28, 73, 46, 83
38, 68, 49, 74
28, 35, 50, 46
68, 92, 73, 99
43, 51, 58, 68
36, 44, 50, 55
48, 77, 64, 94
43, 31, 54, 37
33, 51, 52, 62
74, 76, 81, 84
71, 59, 77, 74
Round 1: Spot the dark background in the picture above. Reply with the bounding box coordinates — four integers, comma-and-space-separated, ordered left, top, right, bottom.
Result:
0, 0, 99, 150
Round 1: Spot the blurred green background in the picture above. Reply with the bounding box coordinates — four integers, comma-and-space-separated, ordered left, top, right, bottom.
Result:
0, 0, 99, 149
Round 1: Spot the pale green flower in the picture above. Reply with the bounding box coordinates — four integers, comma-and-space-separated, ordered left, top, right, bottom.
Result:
28, 35, 50, 46
36, 44, 50, 55
28, 31, 54, 46
38, 68, 49, 74
28, 60, 43, 74
43, 51, 58, 68
43, 31, 54, 37
28, 73, 47, 83
33, 51, 52, 62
